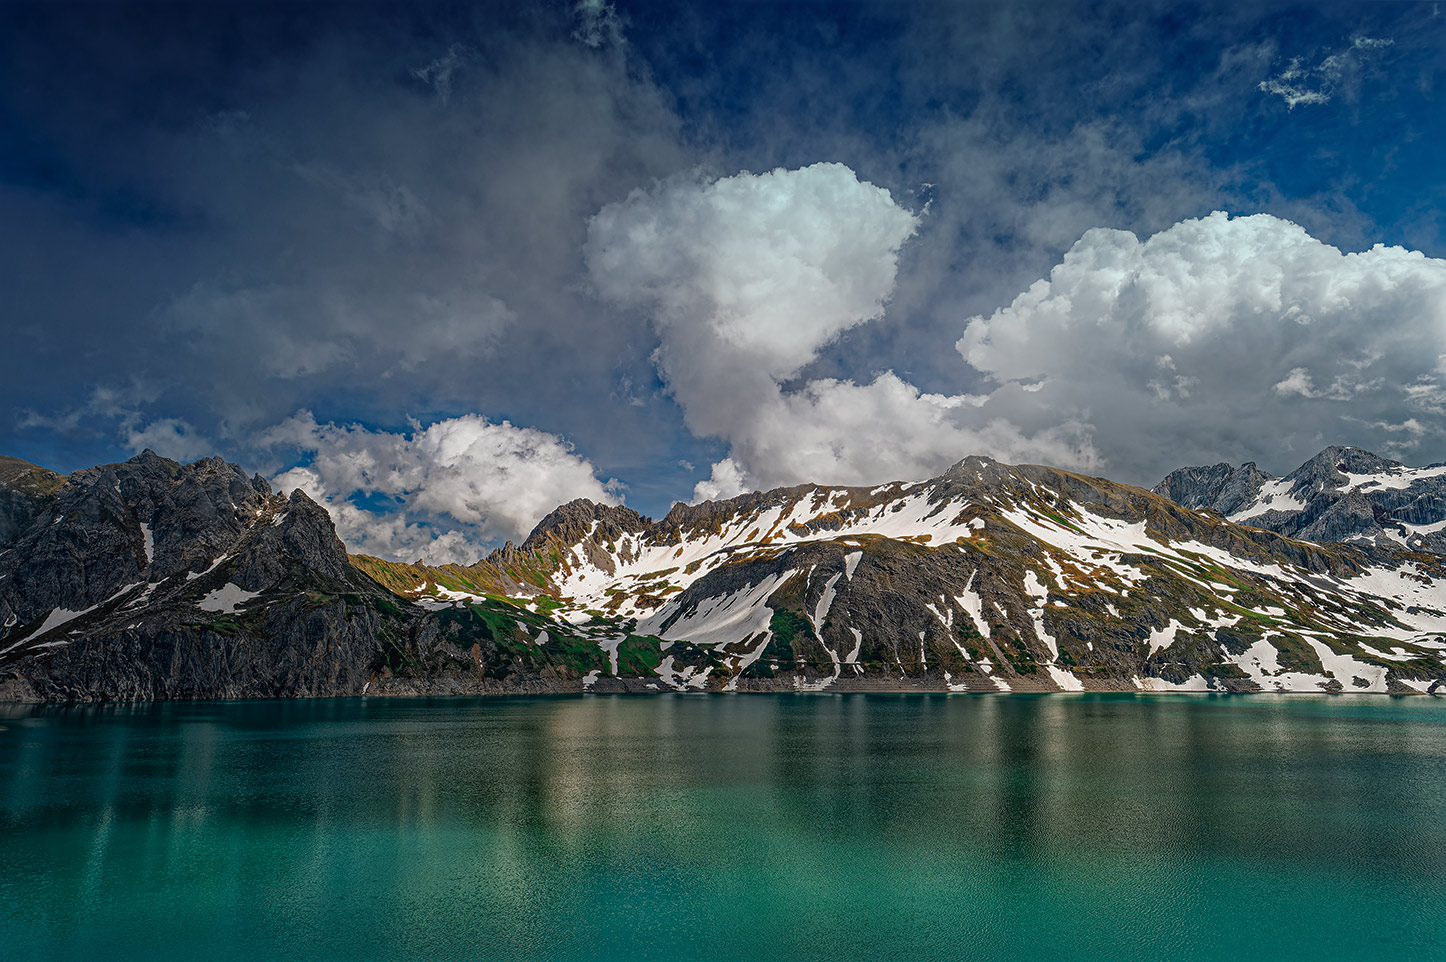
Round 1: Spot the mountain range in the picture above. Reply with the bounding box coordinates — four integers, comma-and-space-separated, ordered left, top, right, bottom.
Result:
2, 445, 1444, 701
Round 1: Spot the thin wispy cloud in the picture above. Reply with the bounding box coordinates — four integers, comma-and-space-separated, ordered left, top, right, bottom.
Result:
410, 44, 471, 104
573, 0, 625, 48
1259, 35, 1395, 108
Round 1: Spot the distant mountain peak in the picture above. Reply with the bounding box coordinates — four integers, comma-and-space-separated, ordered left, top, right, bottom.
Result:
1155, 445, 1446, 552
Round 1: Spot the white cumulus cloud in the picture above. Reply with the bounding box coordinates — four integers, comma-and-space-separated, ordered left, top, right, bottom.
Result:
957, 211, 1446, 477
691, 458, 750, 503
265, 412, 620, 563
586, 162, 1101, 497
588, 163, 921, 381
688, 373, 1099, 500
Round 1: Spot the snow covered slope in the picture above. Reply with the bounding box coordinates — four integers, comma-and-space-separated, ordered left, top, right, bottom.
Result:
361, 454, 1446, 695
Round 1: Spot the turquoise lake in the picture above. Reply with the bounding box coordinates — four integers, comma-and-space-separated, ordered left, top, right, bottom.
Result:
2, 693, 1443, 961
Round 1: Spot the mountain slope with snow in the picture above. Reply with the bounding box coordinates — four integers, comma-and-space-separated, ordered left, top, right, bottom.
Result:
4, 447, 1445, 700
360, 453, 1446, 696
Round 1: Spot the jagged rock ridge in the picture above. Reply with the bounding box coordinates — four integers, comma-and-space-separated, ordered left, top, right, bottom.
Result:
1155, 446, 1446, 551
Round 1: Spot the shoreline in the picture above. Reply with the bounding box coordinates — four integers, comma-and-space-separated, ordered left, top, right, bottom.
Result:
3, 673, 1440, 706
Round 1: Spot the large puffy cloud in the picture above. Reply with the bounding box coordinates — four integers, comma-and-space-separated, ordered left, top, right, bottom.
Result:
585, 163, 1100, 499
265, 412, 620, 564
958, 211, 1446, 480
588, 163, 920, 380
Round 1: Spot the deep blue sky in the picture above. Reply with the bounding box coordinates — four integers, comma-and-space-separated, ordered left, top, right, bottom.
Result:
4, 0, 1445, 561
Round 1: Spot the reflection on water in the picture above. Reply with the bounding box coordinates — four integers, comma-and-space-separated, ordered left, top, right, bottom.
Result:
2, 694, 1445, 961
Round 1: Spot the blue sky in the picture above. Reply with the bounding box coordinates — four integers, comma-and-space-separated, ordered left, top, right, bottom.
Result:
4, 0, 1445, 561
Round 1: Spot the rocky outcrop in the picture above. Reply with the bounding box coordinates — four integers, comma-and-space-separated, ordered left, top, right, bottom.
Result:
0, 451, 407, 701
0, 456, 66, 548
1154, 461, 1273, 517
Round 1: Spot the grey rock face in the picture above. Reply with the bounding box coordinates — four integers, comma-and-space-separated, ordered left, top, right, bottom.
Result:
18, 601, 385, 702
229, 489, 355, 589
1155, 445, 1446, 552
0, 450, 400, 701
1154, 461, 1271, 516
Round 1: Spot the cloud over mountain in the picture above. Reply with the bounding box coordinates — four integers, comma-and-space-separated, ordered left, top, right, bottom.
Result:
267, 412, 619, 563
586, 163, 1100, 500
5, 0, 1445, 560
958, 211, 1446, 476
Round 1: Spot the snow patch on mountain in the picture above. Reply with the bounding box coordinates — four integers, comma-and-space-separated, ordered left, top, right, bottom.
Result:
198, 583, 260, 613
138, 521, 154, 566
1227, 479, 1305, 522
636, 571, 795, 650
1343, 465, 1446, 492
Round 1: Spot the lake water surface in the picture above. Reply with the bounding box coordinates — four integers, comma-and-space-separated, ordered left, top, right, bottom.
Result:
2, 693, 1443, 961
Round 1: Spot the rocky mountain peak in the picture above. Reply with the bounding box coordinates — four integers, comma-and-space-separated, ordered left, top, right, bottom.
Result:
1283, 445, 1395, 491
0, 450, 288, 624
942, 454, 998, 477
0, 450, 399, 701
229, 488, 354, 588
518, 499, 651, 554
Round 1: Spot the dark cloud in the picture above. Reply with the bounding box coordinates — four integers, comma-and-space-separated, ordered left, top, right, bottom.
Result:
2, 0, 692, 474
